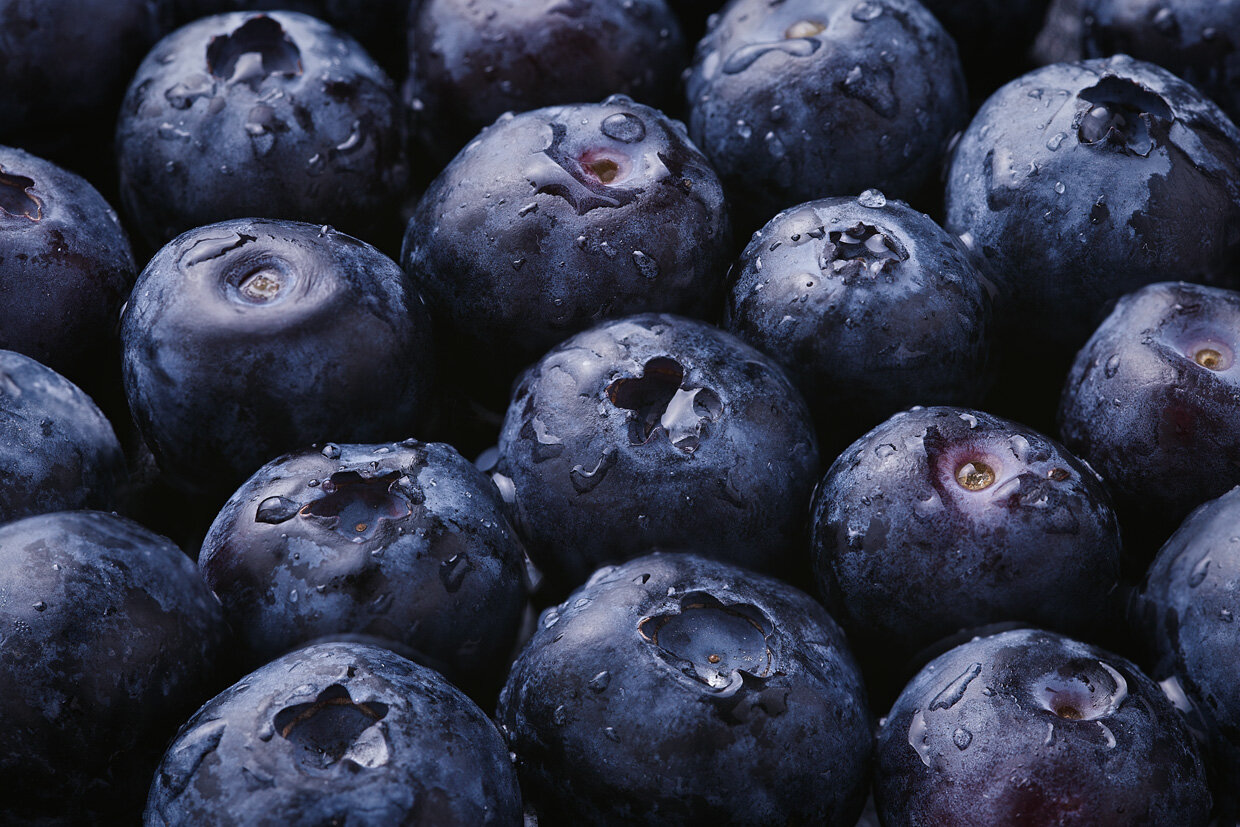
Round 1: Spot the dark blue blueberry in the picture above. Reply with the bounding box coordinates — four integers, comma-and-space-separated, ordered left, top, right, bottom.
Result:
686, 0, 968, 233
0, 0, 173, 159
875, 628, 1211, 826
811, 406, 1121, 662
405, 0, 685, 163
402, 97, 731, 377
199, 440, 528, 694
116, 11, 408, 249
145, 641, 522, 825
1059, 282, 1240, 540
920, 0, 1050, 99
724, 192, 994, 446
946, 56, 1240, 352
1137, 486, 1240, 814
0, 511, 228, 824
1081, 1, 1240, 124
498, 552, 872, 825
0, 146, 136, 388
495, 313, 819, 594
121, 218, 434, 497
0, 350, 126, 523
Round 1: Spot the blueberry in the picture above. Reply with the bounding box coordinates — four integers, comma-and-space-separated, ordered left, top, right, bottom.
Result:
121, 218, 434, 497
146, 641, 522, 825
402, 97, 731, 378
1137, 486, 1240, 813
1080, 0, 1240, 124
0, 350, 126, 522
0, 511, 228, 824
945, 55, 1240, 352
405, 0, 686, 162
875, 628, 1211, 826
0, 145, 136, 388
199, 440, 528, 694
811, 406, 1121, 662
495, 313, 819, 594
1059, 281, 1240, 544
724, 192, 994, 445
498, 552, 872, 825
116, 11, 408, 249
0, 0, 173, 159
686, 0, 968, 232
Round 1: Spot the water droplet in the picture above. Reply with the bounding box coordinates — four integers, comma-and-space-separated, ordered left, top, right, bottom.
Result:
32, 601, 46, 612
930, 663, 982, 711
320, 443, 341, 459
1189, 557, 1211, 588
721, 38, 821, 75
1054, 181, 1066, 195
589, 671, 612, 692
952, 728, 972, 750
632, 250, 660, 279
908, 710, 932, 767
570, 449, 618, 493
1098, 721, 1116, 749
1221, 609, 1234, 623
1046, 132, 1067, 151
875, 443, 896, 458
857, 189, 887, 209
604, 726, 620, 742
851, 1, 883, 21
552, 705, 567, 726
600, 112, 646, 143
336, 120, 363, 153
256, 496, 300, 524
1104, 354, 1121, 378
440, 553, 470, 593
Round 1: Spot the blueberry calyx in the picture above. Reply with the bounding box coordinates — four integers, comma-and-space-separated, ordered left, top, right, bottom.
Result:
273, 683, 391, 770
823, 222, 907, 278
206, 16, 304, 90
606, 356, 722, 452
0, 169, 41, 221
1076, 76, 1170, 157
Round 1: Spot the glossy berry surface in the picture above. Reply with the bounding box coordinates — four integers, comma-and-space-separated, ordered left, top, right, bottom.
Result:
876, 628, 1211, 826
812, 406, 1121, 658
403, 97, 731, 374
1059, 281, 1240, 531
145, 641, 522, 826
499, 552, 872, 825
725, 192, 994, 442
0, 145, 136, 386
686, 0, 968, 232
1137, 486, 1240, 808
405, 0, 685, 162
0, 350, 126, 523
199, 440, 528, 691
117, 11, 408, 248
121, 218, 434, 497
946, 55, 1240, 351
0, 511, 228, 824
496, 313, 819, 593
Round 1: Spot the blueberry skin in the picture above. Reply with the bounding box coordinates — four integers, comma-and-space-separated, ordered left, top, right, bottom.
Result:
1138, 486, 1240, 804
145, 641, 522, 826
117, 11, 408, 249
919, 0, 1050, 97
724, 192, 994, 441
495, 313, 819, 593
121, 218, 434, 497
686, 0, 969, 233
498, 552, 872, 825
946, 56, 1240, 352
0, 350, 126, 522
405, 0, 685, 162
402, 98, 731, 371
875, 628, 1211, 826
0, 0, 173, 157
0, 511, 228, 824
1059, 282, 1240, 528
812, 406, 1121, 658
0, 145, 136, 385
199, 440, 528, 691
1081, 0, 1240, 125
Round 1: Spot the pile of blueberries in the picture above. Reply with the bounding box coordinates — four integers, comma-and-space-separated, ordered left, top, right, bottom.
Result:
4, 0, 1240, 823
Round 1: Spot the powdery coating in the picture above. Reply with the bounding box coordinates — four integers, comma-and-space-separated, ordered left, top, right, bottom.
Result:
0, 350, 126, 522
1059, 281, 1240, 523
499, 552, 872, 825
0, 145, 136, 383
875, 628, 1211, 826
725, 194, 993, 437
0, 511, 228, 824
403, 97, 731, 370
687, 0, 968, 232
145, 641, 522, 825
1139, 486, 1240, 801
496, 313, 819, 594
812, 406, 1121, 656
117, 11, 408, 247
199, 440, 528, 691
406, 0, 685, 161
946, 56, 1240, 351
121, 218, 434, 497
